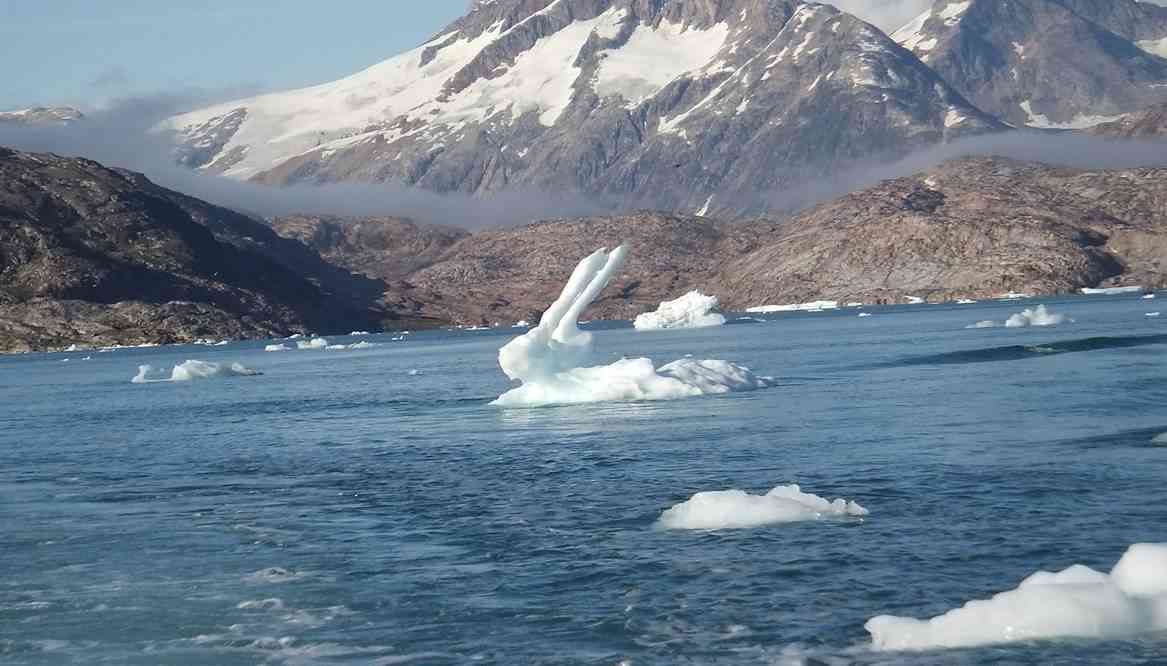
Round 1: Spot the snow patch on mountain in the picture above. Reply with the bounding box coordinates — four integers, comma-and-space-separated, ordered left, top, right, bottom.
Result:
594, 20, 730, 107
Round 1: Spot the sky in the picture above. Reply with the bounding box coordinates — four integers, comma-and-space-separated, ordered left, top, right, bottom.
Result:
0, 0, 468, 111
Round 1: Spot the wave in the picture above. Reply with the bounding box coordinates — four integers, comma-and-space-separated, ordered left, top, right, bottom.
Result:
867, 543, 1167, 651
657, 484, 868, 530
132, 360, 261, 383
884, 334, 1167, 367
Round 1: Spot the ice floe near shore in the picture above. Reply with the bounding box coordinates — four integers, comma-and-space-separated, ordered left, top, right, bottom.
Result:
634, 290, 726, 330
1081, 286, 1143, 295
492, 245, 773, 407
866, 543, 1167, 651
657, 484, 868, 530
132, 360, 261, 383
746, 300, 838, 313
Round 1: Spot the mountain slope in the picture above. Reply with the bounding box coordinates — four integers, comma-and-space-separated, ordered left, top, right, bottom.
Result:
0, 147, 390, 351
892, 0, 1167, 128
165, 0, 1000, 217
1087, 101, 1167, 138
0, 107, 83, 126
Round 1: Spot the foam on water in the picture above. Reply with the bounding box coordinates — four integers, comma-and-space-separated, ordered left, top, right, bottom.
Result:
634, 291, 726, 330
866, 543, 1167, 651
657, 484, 869, 530
967, 320, 997, 329
131, 360, 261, 383
493, 245, 773, 407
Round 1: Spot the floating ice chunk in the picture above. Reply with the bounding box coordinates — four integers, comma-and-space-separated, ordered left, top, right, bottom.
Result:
1152, 432, 1167, 445
285, 333, 304, 340
348, 331, 370, 336
132, 360, 261, 383
858, 312, 873, 318
906, 296, 926, 305
493, 245, 774, 407
1081, 286, 1143, 295
657, 484, 869, 530
1005, 305, 1066, 328
408, 369, 422, 376
1148, 312, 1161, 318
634, 291, 726, 330
265, 343, 291, 352
956, 298, 977, 304
747, 300, 838, 313
512, 320, 531, 328
998, 292, 1032, 300
967, 320, 998, 329
866, 543, 1167, 651
1144, 294, 1156, 300
296, 337, 330, 350
325, 341, 377, 351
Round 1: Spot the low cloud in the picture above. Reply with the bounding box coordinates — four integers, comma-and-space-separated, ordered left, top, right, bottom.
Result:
89, 66, 131, 91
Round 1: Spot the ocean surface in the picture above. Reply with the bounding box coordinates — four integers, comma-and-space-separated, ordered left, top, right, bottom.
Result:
2, 294, 1165, 665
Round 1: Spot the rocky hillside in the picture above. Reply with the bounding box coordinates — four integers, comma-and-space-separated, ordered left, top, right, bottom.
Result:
1088, 102, 1167, 138
355, 157, 1167, 324
893, 0, 1167, 128
0, 107, 84, 126
0, 148, 397, 352
164, 0, 999, 217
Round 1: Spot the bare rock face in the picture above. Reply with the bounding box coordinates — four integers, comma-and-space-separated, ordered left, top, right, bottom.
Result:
268, 215, 468, 281
712, 156, 1167, 306
1087, 102, 1167, 138
893, 0, 1167, 128
164, 0, 999, 217
0, 147, 392, 351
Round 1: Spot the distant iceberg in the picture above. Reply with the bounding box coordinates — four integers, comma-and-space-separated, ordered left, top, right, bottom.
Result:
492, 245, 773, 407
295, 337, 330, 350
746, 300, 838, 313
264, 343, 291, 352
132, 360, 261, 383
1005, 304, 1067, 328
906, 296, 926, 305
658, 484, 868, 530
867, 543, 1167, 651
634, 291, 726, 330
1081, 286, 1143, 295
956, 298, 977, 304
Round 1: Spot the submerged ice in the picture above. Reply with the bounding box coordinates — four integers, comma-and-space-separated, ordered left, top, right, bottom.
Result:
866, 543, 1167, 651
132, 360, 261, 383
634, 291, 726, 330
657, 484, 868, 530
492, 245, 773, 407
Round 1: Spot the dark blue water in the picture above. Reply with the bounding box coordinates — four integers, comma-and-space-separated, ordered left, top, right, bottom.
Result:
2, 295, 1165, 665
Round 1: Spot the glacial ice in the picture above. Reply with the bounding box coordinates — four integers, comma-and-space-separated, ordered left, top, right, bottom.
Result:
633, 290, 726, 330
747, 300, 839, 313
132, 360, 261, 383
1081, 286, 1144, 296
492, 245, 774, 407
264, 344, 291, 352
966, 320, 997, 329
1152, 432, 1167, 445
296, 337, 330, 350
657, 484, 869, 530
1005, 305, 1066, 328
867, 543, 1167, 651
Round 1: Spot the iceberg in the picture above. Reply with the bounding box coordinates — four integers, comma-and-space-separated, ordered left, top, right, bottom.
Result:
492, 245, 774, 407
866, 543, 1167, 651
1005, 305, 1067, 328
1081, 286, 1143, 295
295, 337, 330, 350
657, 484, 868, 530
746, 300, 839, 313
633, 290, 726, 330
1144, 294, 1157, 300
264, 343, 291, 352
132, 360, 261, 383
906, 296, 926, 305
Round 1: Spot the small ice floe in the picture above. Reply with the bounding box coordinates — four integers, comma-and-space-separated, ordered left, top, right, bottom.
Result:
858, 312, 873, 318
1144, 294, 1157, 300
295, 337, 330, 350
966, 320, 997, 329
1005, 304, 1067, 328
657, 484, 868, 530
132, 360, 261, 383
956, 298, 977, 304
1147, 312, 1161, 318
906, 296, 926, 305
264, 344, 291, 352
408, 369, 422, 376
867, 543, 1167, 651
512, 320, 531, 328
285, 333, 304, 340
845, 302, 864, 308
325, 341, 377, 351
997, 292, 1031, 300
1151, 432, 1167, 445
1081, 286, 1143, 296
747, 300, 838, 313
634, 291, 726, 330
493, 245, 774, 407
348, 331, 370, 336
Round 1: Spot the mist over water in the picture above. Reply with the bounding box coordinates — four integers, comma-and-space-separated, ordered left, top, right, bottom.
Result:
2, 292, 1164, 664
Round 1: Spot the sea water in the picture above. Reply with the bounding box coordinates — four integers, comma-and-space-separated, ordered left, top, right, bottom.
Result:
1, 293, 1165, 665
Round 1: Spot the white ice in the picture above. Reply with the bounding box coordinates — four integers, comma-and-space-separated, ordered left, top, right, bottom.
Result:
1152, 432, 1167, 445
1005, 305, 1066, 327
634, 290, 726, 331
1080, 286, 1144, 296
746, 300, 839, 313
296, 337, 330, 350
264, 343, 291, 352
1147, 312, 1161, 318
492, 245, 774, 407
132, 360, 261, 383
966, 320, 997, 329
657, 484, 869, 530
867, 543, 1167, 651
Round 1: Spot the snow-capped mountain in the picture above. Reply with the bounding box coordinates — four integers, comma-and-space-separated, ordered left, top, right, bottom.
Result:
893, 0, 1167, 128
164, 0, 999, 216
0, 107, 84, 126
